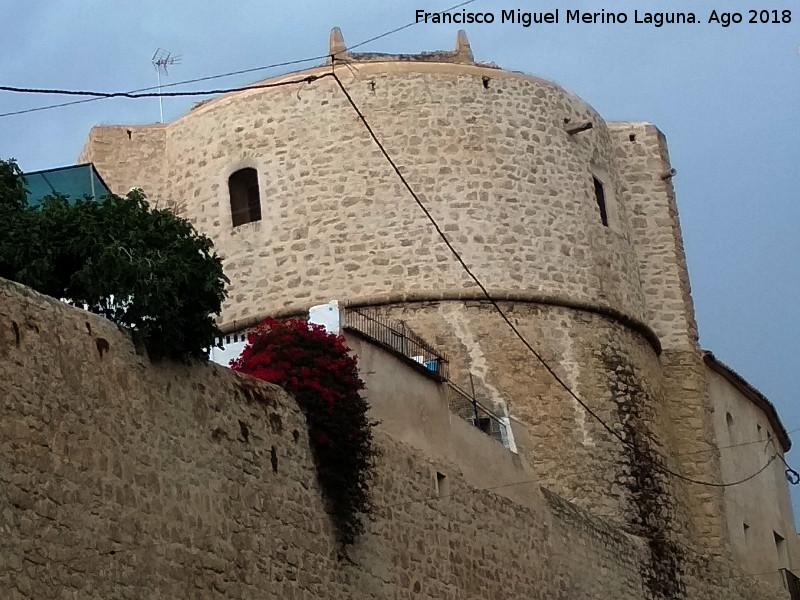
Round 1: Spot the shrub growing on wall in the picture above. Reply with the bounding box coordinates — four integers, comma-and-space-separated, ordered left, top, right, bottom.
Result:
231, 318, 377, 550
0, 159, 228, 362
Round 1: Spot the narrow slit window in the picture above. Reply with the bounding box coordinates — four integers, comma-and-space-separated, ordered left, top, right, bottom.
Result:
726, 412, 735, 443
775, 531, 789, 567
229, 168, 261, 227
436, 471, 449, 498
593, 176, 608, 227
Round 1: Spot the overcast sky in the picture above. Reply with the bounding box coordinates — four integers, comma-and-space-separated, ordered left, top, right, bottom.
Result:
1, 0, 798, 515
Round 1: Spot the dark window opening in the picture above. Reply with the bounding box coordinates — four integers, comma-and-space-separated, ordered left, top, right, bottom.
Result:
629, 133, 636, 142
776, 531, 789, 567
477, 417, 492, 434
229, 168, 261, 227
436, 471, 449, 498
593, 176, 608, 227
726, 412, 734, 443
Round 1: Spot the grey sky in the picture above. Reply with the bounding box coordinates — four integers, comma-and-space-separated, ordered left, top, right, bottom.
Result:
2, 0, 798, 515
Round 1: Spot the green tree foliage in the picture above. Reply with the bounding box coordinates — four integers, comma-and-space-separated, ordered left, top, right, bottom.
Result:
0, 159, 27, 210
0, 159, 228, 362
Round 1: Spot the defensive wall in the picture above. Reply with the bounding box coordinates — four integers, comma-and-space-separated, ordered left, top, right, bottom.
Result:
79, 31, 727, 578
0, 278, 788, 599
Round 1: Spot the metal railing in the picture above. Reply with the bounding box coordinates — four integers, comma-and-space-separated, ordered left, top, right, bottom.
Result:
448, 381, 510, 449
780, 569, 800, 600
342, 307, 449, 381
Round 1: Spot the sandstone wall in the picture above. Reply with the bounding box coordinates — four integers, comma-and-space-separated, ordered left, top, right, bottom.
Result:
78, 61, 687, 542
608, 123, 698, 352
79, 125, 170, 210
82, 62, 652, 336
0, 279, 787, 599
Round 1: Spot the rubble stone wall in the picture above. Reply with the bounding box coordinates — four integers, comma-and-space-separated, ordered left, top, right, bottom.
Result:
0, 280, 788, 600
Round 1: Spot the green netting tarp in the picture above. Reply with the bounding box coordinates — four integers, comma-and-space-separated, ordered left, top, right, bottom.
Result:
24, 163, 111, 206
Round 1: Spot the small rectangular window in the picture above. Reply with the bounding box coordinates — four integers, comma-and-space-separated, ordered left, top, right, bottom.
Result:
593, 176, 608, 227
775, 531, 789, 567
436, 471, 449, 498
726, 412, 735, 443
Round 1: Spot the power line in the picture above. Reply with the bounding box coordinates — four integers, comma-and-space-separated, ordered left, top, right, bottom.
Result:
0, 56, 333, 118
328, 69, 788, 490
345, 0, 478, 54
672, 425, 800, 457
0, 73, 331, 99
0, 0, 478, 119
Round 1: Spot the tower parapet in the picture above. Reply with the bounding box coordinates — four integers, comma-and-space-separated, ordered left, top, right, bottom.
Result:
328, 27, 476, 65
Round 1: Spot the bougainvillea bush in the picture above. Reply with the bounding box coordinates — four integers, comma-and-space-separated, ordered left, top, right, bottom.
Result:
230, 318, 377, 549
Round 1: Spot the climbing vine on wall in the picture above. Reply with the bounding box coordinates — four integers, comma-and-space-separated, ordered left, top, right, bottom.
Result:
602, 345, 686, 599
230, 318, 378, 550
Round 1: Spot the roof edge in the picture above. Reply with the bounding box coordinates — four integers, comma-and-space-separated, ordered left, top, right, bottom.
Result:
703, 350, 791, 452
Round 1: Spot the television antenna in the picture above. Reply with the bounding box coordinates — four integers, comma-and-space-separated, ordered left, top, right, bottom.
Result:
151, 48, 181, 123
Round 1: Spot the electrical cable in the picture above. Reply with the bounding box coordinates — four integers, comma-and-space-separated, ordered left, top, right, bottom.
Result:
328, 69, 789, 490
344, 0, 478, 54
0, 0, 478, 118
671, 425, 800, 457
0, 73, 331, 99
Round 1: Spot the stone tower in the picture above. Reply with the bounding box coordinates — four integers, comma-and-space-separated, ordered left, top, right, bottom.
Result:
80, 30, 727, 569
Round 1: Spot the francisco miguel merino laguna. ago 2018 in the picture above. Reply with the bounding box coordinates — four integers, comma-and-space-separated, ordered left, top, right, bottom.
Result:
415, 8, 792, 27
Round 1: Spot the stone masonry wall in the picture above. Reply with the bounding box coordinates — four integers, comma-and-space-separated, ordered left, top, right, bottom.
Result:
0, 279, 787, 599
608, 123, 698, 352
78, 125, 174, 213
82, 62, 652, 336
360, 297, 715, 595
610, 123, 729, 557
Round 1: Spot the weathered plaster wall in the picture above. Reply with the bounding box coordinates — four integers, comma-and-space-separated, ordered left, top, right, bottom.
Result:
0, 280, 787, 600
345, 331, 539, 511
708, 366, 800, 589
353, 301, 669, 530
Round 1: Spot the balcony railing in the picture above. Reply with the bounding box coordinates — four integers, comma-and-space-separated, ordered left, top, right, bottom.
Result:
342, 307, 514, 450
341, 307, 449, 381
448, 381, 511, 450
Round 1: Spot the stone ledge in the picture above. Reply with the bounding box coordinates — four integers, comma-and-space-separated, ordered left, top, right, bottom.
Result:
219, 290, 662, 354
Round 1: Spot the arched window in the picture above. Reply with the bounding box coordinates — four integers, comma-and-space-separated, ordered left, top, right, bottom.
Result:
228, 168, 261, 227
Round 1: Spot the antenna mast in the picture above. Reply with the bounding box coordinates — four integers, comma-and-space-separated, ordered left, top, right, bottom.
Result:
151, 48, 181, 123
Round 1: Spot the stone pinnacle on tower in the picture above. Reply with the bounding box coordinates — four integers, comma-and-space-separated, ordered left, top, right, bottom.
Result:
328, 27, 349, 63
